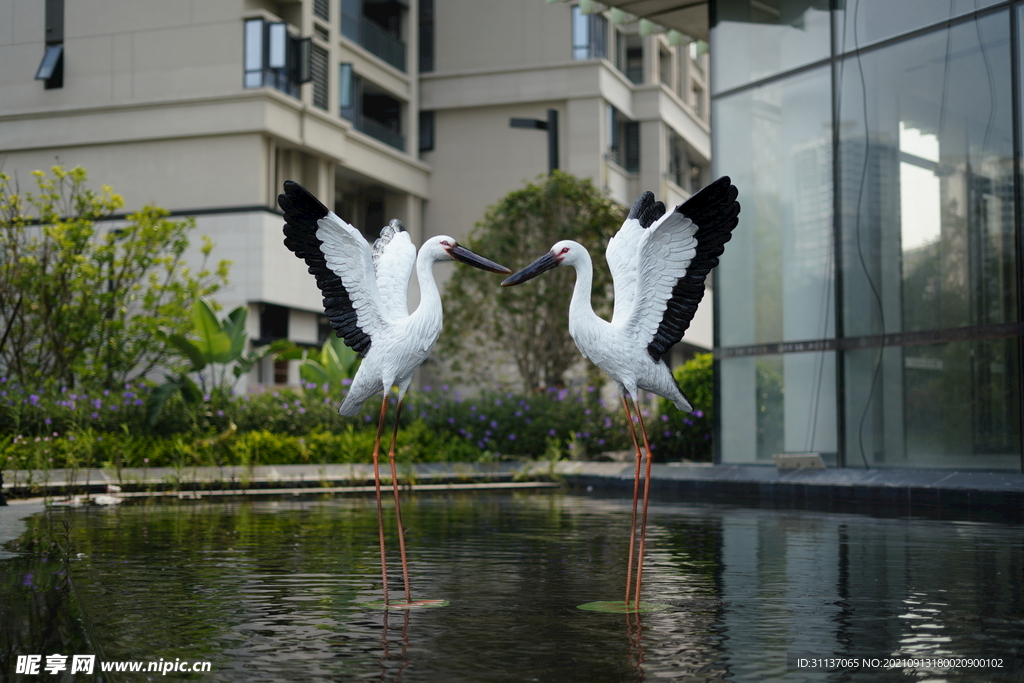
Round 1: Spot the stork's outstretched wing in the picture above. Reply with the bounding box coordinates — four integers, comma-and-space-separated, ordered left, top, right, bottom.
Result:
372, 219, 416, 321
279, 180, 386, 356
626, 177, 740, 361
607, 191, 666, 326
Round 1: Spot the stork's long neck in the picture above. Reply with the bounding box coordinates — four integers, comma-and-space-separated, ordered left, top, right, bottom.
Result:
568, 250, 601, 336
410, 250, 444, 335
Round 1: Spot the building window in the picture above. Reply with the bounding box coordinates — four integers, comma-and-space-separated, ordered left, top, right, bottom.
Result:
243, 18, 310, 97
341, 0, 407, 72
607, 106, 638, 172
35, 44, 63, 88
419, 110, 435, 152
311, 44, 329, 110
572, 6, 607, 60
313, 0, 330, 21
35, 0, 64, 89
658, 46, 672, 87
273, 360, 290, 385
260, 303, 290, 341
361, 87, 404, 151
692, 82, 706, 119
667, 129, 701, 192
339, 63, 405, 151
339, 63, 357, 120
615, 30, 643, 84
419, 0, 434, 73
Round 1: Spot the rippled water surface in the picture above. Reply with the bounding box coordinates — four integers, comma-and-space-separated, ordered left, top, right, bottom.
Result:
2, 491, 1023, 682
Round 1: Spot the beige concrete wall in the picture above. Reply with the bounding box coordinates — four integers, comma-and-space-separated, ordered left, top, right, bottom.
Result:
422, 103, 562, 244
0, 0, 244, 116
0, 134, 266, 211
432, 0, 570, 73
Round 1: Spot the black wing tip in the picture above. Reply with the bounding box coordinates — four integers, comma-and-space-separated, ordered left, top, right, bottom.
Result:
627, 191, 655, 220
677, 176, 740, 213
278, 180, 330, 220
648, 175, 740, 360
626, 190, 666, 228
641, 201, 666, 228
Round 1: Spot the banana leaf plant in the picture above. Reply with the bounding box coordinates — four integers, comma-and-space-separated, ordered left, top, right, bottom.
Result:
277, 334, 361, 393
147, 298, 291, 425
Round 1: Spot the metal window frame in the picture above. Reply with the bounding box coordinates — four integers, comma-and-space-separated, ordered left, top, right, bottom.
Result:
34, 43, 63, 80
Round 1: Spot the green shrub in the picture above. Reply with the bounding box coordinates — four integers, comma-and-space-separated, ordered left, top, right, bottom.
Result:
653, 353, 714, 462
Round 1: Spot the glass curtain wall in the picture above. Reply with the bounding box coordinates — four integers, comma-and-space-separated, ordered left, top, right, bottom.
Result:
711, 0, 1023, 470
715, 66, 837, 464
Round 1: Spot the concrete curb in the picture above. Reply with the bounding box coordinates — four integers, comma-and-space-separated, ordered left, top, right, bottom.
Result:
555, 462, 1024, 522
3, 461, 1022, 521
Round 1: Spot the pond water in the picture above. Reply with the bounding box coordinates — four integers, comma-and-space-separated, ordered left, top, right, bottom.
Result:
1, 491, 1022, 682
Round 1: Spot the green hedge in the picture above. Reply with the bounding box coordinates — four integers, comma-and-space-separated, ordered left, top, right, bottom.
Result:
1, 421, 484, 472
2, 369, 715, 470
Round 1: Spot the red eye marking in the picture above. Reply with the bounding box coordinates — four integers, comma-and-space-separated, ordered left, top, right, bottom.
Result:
560, 247, 570, 255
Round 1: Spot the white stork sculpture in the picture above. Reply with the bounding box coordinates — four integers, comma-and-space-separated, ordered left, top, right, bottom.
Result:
502, 177, 740, 610
279, 180, 510, 608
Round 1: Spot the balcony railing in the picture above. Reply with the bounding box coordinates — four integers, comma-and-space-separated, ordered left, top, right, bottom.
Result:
360, 18, 406, 71
353, 115, 405, 151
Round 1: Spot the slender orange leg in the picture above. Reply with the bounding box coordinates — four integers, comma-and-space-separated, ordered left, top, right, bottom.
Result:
372, 394, 390, 605
386, 398, 412, 604
622, 396, 643, 607
632, 396, 655, 609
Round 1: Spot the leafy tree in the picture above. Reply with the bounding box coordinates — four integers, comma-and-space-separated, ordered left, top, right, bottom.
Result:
0, 166, 229, 390
439, 171, 622, 390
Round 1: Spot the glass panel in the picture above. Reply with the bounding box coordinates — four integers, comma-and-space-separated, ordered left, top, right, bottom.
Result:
341, 0, 361, 43
835, 0, 1003, 54
268, 23, 287, 69
244, 19, 263, 74
714, 66, 834, 347
339, 63, 355, 118
719, 352, 837, 464
591, 12, 607, 60
711, 0, 830, 94
572, 6, 590, 60
844, 338, 1020, 469
837, 11, 1016, 337
607, 105, 617, 149
34, 44, 63, 80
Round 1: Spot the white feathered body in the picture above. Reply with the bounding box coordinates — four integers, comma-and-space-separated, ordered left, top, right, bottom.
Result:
279, 181, 507, 420
339, 251, 444, 416
566, 246, 692, 411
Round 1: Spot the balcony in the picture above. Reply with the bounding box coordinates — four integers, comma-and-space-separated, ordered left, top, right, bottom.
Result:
341, 2, 407, 72
353, 114, 405, 151
361, 17, 406, 71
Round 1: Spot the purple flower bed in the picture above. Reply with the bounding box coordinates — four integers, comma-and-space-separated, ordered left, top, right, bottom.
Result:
1, 376, 708, 470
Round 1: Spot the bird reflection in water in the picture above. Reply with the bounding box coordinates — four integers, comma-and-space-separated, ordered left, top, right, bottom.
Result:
378, 609, 412, 681
625, 610, 647, 681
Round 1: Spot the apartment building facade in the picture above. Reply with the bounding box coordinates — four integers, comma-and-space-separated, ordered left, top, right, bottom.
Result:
0, 0, 713, 388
